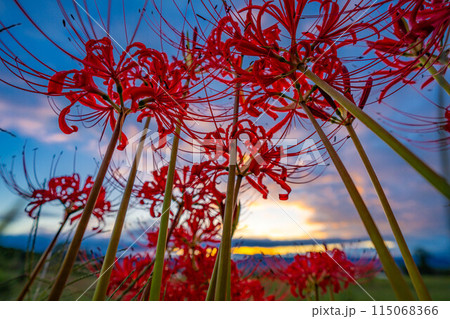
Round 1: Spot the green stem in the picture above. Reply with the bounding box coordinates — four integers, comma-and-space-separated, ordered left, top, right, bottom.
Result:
226, 174, 243, 301
214, 151, 236, 301
92, 116, 151, 301
205, 249, 220, 301
214, 84, 240, 301
314, 283, 319, 301
207, 175, 242, 302
231, 175, 243, 238
116, 202, 182, 301
148, 122, 182, 301
346, 124, 432, 301
419, 56, 450, 95
300, 103, 414, 300
48, 112, 126, 300
301, 67, 450, 199
17, 214, 68, 300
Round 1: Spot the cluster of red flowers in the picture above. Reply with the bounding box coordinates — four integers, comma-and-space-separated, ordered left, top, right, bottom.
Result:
0, 152, 113, 229
282, 249, 378, 300
86, 207, 274, 301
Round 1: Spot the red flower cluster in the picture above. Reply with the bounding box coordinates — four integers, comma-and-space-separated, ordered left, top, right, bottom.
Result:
202, 119, 292, 200
48, 37, 194, 150
366, 0, 450, 98
87, 196, 273, 301
0, 152, 112, 229
27, 174, 112, 227
282, 249, 370, 300
136, 162, 224, 218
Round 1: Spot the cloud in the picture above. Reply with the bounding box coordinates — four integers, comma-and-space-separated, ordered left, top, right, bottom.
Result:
0, 98, 73, 144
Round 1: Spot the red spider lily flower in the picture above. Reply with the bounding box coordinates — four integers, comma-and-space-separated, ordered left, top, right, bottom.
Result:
93, 246, 273, 301
0, 151, 113, 230
202, 119, 298, 200
86, 210, 272, 300
83, 252, 156, 301
28, 174, 112, 227
135, 162, 220, 218
365, 0, 450, 99
203, 0, 389, 120
170, 205, 221, 250
164, 244, 274, 301
282, 249, 358, 299
0, 1, 197, 151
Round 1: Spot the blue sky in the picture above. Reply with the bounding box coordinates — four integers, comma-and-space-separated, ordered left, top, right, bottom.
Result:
0, 0, 449, 256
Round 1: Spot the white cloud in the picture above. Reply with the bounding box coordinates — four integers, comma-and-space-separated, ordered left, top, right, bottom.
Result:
0, 98, 73, 144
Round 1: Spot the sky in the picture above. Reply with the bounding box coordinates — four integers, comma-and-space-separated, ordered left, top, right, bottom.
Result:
0, 0, 449, 257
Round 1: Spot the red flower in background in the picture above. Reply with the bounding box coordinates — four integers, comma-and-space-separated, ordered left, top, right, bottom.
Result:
282, 248, 379, 300
0, 151, 113, 230
136, 162, 222, 218
28, 174, 112, 228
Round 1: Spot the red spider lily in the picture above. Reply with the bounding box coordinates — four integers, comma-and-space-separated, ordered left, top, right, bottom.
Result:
84, 252, 155, 301
136, 162, 222, 218
28, 174, 112, 227
91, 246, 273, 301
203, 0, 392, 120
282, 249, 359, 300
86, 204, 272, 301
0, 152, 113, 229
170, 205, 221, 251
47, 37, 195, 150
164, 245, 274, 301
0, 2, 196, 151
365, 0, 450, 99
202, 119, 300, 200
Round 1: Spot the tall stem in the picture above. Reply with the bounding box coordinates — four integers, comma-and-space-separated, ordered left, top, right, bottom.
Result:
114, 202, 184, 301
300, 103, 414, 300
346, 124, 431, 301
48, 112, 125, 300
214, 151, 236, 301
226, 174, 243, 300
206, 175, 242, 302
214, 85, 240, 301
148, 122, 182, 301
17, 214, 69, 300
301, 67, 450, 199
205, 248, 220, 301
93, 117, 151, 301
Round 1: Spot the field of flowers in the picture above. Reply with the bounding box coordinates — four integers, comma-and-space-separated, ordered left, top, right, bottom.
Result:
0, 0, 449, 301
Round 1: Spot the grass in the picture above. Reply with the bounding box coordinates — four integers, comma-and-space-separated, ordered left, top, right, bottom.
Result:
263, 275, 450, 301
